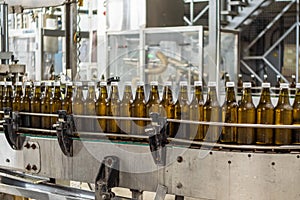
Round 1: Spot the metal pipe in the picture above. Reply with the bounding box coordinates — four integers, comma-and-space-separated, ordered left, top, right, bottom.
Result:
0, 3, 9, 64
193, 5, 209, 23
240, 60, 263, 83
263, 57, 289, 83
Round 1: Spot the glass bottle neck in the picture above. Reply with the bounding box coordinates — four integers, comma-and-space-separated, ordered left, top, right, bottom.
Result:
207, 87, 218, 103
260, 88, 272, 103
194, 86, 203, 101
75, 87, 83, 99
54, 86, 61, 98
99, 86, 108, 99
149, 85, 159, 100
278, 88, 290, 105
178, 86, 188, 100
110, 85, 119, 100
34, 86, 41, 98
15, 86, 22, 97
135, 85, 145, 100
295, 88, 300, 103
225, 87, 236, 102
123, 86, 132, 100
87, 86, 95, 99
162, 86, 173, 101
65, 86, 73, 99
241, 88, 252, 103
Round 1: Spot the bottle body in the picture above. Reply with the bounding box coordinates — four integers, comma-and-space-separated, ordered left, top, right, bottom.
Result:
51, 82, 62, 127
293, 84, 300, 144
96, 82, 108, 132
31, 82, 41, 129
12, 82, 23, 112
203, 82, 221, 142
275, 84, 292, 145
62, 82, 73, 114
85, 82, 96, 132
21, 82, 32, 128
73, 82, 85, 132
106, 82, 120, 134
41, 82, 53, 129
130, 83, 146, 135
120, 83, 132, 134
221, 82, 238, 143
256, 83, 274, 145
237, 83, 256, 144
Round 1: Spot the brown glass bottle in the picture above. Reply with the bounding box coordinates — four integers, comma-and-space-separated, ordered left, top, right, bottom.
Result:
41, 81, 53, 129
256, 82, 274, 145
174, 82, 189, 139
189, 81, 204, 141
250, 74, 257, 94
263, 74, 268, 83
106, 82, 120, 134
2, 82, 13, 108
237, 74, 243, 94
159, 82, 175, 137
12, 82, 23, 112
237, 82, 256, 144
293, 83, 300, 144
21, 82, 32, 128
120, 82, 133, 134
130, 82, 146, 135
73, 82, 84, 132
203, 82, 221, 142
50, 82, 62, 127
62, 82, 73, 114
146, 81, 160, 119
221, 82, 238, 143
275, 75, 281, 94
31, 82, 42, 129
95, 82, 108, 132
224, 74, 230, 86
275, 83, 292, 145
0, 81, 5, 120
84, 82, 96, 132
290, 75, 296, 95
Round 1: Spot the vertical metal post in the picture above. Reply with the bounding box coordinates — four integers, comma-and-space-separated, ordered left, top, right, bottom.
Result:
296, 0, 299, 82
0, 3, 9, 64
65, 0, 78, 81
190, 0, 194, 26
208, 0, 221, 92
198, 26, 204, 82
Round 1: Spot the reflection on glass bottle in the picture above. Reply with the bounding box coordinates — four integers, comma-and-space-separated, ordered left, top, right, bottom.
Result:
12, 82, 23, 112
73, 82, 84, 132
159, 82, 175, 137
221, 82, 238, 143
189, 81, 204, 141
293, 83, 300, 144
120, 82, 132, 134
62, 82, 73, 114
203, 82, 220, 142
174, 81, 189, 139
96, 82, 108, 132
256, 82, 274, 145
130, 82, 146, 135
275, 83, 292, 145
106, 82, 120, 134
237, 82, 256, 144
51, 81, 62, 127
41, 81, 53, 129
84, 82, 96, 132
31, 82, 42, 129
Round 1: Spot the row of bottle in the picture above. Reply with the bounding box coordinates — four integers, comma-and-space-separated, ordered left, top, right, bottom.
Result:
0, 80, 299, 145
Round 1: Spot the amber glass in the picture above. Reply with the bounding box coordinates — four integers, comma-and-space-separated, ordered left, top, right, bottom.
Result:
95, 82, 108, 132
293, 83, 300, 144
146, 81, 160, 122
73, 82, 84, 132
189, 81, 204, 141
275, 75, 281, 94
120, 82, 133, 134
62, 82, 73, 114
290, 75, 296, 95
159, 82, 175, 137
275, 84, 292, 145
237, 74, 243, 94
0, 82, 5, 119
21, 82, 32, 128
174, 82, 189, 139
2, 82, 13, 108
50, 82, 62, 127
203, 82, 220, 142
256, 83, 274, 145
12, 82, 23, 112
106, 82, 120, 133
41, 82, 53, 129
31, 82, 41, 129
221, 82, 238, 143
237, 82, 256, 144
83, 82, 96, 132
130, 82, 146, 135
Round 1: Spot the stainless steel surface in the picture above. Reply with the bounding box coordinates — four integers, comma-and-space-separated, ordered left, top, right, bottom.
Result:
0, 3, 9, 64
5, 0, 65, 8
23, 141, 41, 174
154, 184, 167, 200
296, 0, 299, 81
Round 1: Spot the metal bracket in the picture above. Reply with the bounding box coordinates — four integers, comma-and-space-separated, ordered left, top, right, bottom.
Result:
154, 184, 168, 200
54, 110, 76, 157
95, 156, 120, 200
3, 107, 25, 150
145, 112, 168, 166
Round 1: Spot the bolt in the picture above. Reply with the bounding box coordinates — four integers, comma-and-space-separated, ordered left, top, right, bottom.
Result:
24, 143, 30, 149
209, 152, 213, 155
248, 154, 251, 158
26, 164, 31, 171
271, 162, 275, 166
297, 155, 300, 159
5, 159, 10, 163
176, 182, 183, 189
102, 194, 108, 199
32, 165, 37, 171
31, 144, 36, 149
228, 160, 232, 164
177, 156, 183, 163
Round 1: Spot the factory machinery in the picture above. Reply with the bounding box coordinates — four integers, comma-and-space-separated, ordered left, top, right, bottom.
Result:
0, 1, 299, 200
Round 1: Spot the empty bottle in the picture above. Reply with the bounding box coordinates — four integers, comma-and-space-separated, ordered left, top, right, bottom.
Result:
12, 82, 23, 112
120, 82, 133, 134
290, 75, 296, 95
85, 82, 96, 132
293, 83, 300, 144
31, 82, 42, 129
130, 82, 146, 135
256, 82, 274, 145
73, 82, 84, 132
275, 83, 292, 145
237, 82, 256, 144
146, 81, 160, 128
2, 82, 13, 108
41, 81, 53, 129
203, 82, 221, 142
174, 81, 189, 139
21, 82, 32, 128
51, 81, 62, 127
221, 82, 238, 143
159, 82, 175, 137
96, 82, 108, 132
275, 75, 281, 94
62, 82, 73, 114
237, 74, 243, 94
106, 82, 120, 134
